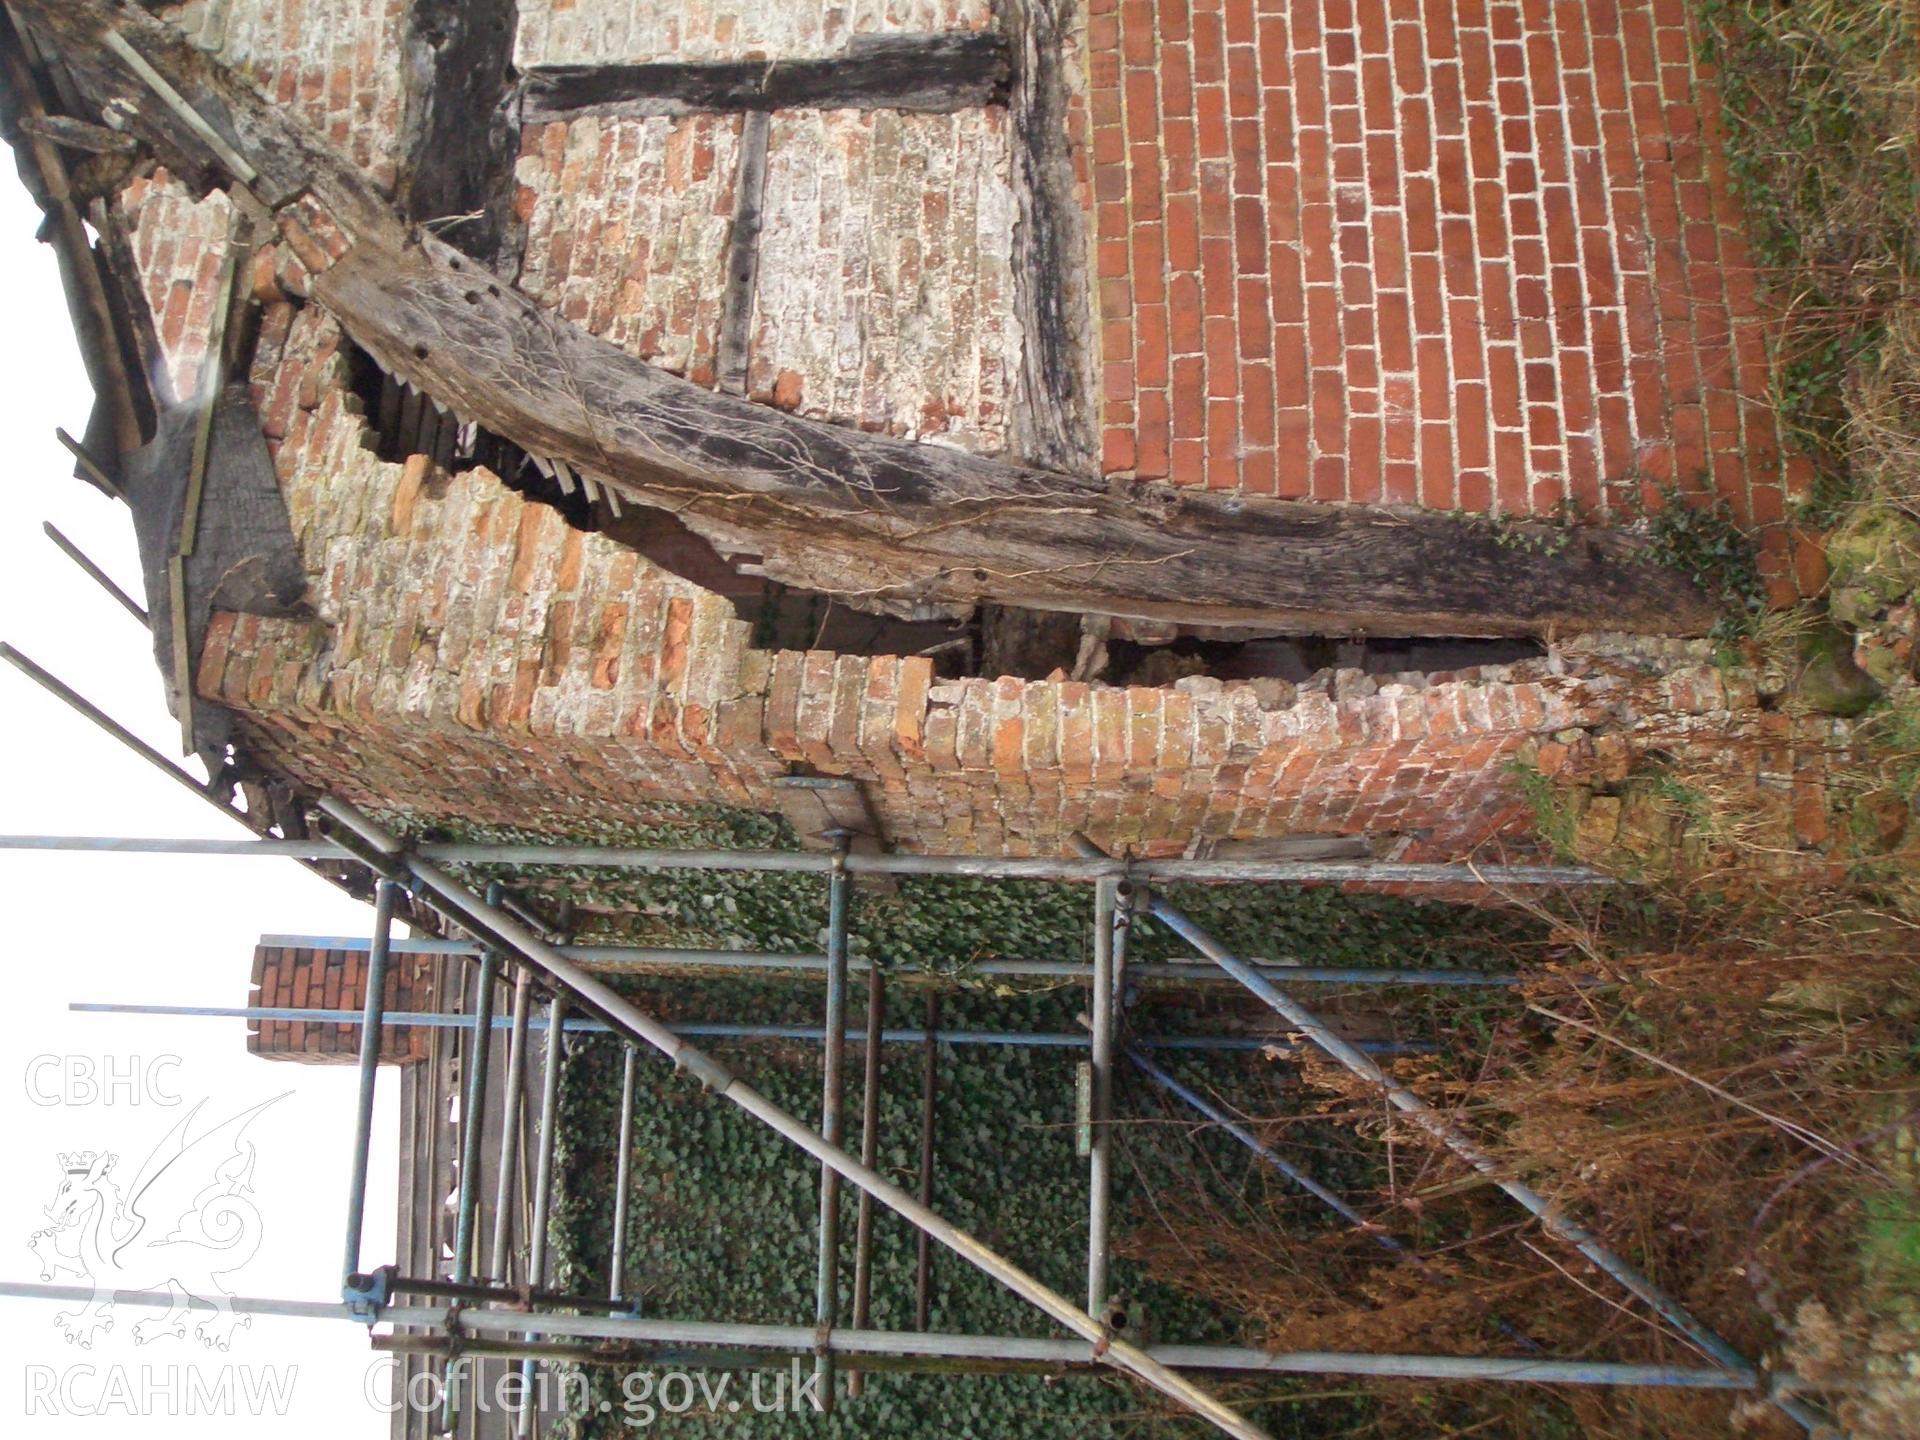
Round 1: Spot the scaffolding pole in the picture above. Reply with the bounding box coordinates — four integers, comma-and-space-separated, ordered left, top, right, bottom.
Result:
490, 970, 533, 1283
0, 1283, 1781, 1391
1073, 835, 1822, 1436
0, 830, 1603, 887
915, 990, 938, 1333
610, 1045, 638, 1309
848, 960, 884, 1399
257, 932, 1518, 988
317, 796, 1269, 1440
813, 837, 852, 1412
444, 943, 499, 1429
70, 1001, 1428, 1056
1087, 877, 1117, 1315
340, 879, 396, 1287
517, 992, 566, 1440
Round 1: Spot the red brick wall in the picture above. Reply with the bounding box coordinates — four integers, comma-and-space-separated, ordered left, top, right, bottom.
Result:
101, 2, 1846, 875
248, 944, 433, 1064
1075, 0, 1808, 533
118, 172, 237, 405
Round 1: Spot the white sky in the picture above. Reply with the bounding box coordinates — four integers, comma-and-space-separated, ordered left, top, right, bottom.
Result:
0, 169, 399, 1434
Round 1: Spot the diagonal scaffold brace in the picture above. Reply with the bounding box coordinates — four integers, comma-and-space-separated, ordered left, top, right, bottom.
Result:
316, 796, 1271, 1440
1068, 834, 1827, 1437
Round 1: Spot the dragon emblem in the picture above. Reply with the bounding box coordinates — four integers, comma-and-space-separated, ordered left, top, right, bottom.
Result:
28, 1095, 283, 1350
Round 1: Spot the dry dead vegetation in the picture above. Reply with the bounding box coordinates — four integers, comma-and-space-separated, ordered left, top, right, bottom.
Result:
1122, 7, 1920, 1436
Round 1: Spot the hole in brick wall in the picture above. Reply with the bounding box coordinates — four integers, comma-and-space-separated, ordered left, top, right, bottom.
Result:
743, 585, 979, 674
338, 343, 1545, 690
1104, 635, 1548, 687
342, 339, 571, 508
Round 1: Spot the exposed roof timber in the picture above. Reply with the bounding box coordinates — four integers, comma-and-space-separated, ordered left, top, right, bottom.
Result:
0, 9, 148, 461
11, 0, 1722, 638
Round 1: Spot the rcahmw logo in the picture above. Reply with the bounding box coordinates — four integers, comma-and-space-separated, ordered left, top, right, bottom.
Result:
23, 1363, 298, 1416
27, 1094, 285, 1349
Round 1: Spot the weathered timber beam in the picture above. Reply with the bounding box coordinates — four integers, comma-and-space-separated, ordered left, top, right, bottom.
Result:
397, 0, 520, 265
17, 0, 1722, 638
1005, 0, 1098, 473
715, 110, 771, 397
314, 234, 1721, 635
520, 33, 1012, 120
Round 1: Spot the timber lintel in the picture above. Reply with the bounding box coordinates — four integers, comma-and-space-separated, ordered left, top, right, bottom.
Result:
520, 32, 1013, 121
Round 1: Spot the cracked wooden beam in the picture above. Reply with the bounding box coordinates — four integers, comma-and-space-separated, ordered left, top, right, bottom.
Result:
12, 0, 1722, 638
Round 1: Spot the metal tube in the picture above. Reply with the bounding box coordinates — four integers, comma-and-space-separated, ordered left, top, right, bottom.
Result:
518, 992, 567, 1440
1073, 838, 1819, 1435
452, 949, 499, 1286
1087, 878, 1116, 1314
0, 650, 220, 808
610, 1045, 638, 1308
813, 841, 851, 1411
443, 945, 497, 1430
0, 830, 1605, 887
378, 1274, 628, 1311
0, 1281, 1770, 1391
848, 962, 884, 1398
340, 879, 395, 1285
42, 522, 148, 622
915, 991, 938, 1333
68, 1002, 1425, 1055
1127, 1045, 1403, 1254
490, 969, 532, 1282
258, 933, 1518, 987
317, 797, 1269, 1440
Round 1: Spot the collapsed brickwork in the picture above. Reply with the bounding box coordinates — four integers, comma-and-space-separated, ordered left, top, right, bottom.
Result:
40, 0, 1846, 867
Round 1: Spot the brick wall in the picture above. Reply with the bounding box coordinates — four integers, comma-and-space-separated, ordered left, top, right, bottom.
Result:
99, 1, 1848, 875
515, 0, 994, 66
160, 0, 408, 191
118, 171, 236, 405
248, 943, 433, 1064
515, 114, 744, 382
1075, 0, 1807, 536
511, 106, 1022, 447
747, 108, 1018, 444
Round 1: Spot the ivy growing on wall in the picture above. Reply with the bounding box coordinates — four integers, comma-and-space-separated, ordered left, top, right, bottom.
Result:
385, 808, 1539, 1436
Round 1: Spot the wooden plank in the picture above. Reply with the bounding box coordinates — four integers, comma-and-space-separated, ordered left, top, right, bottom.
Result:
772, 775, 896, 892
167, 555, 194, 755
178, 237, 239, 557
714, 110, 769, 397
521, 33, 1011, 121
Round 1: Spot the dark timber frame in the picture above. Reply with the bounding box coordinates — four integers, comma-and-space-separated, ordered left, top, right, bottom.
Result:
520, 33, 1012, 120
397, 0, 521, 266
